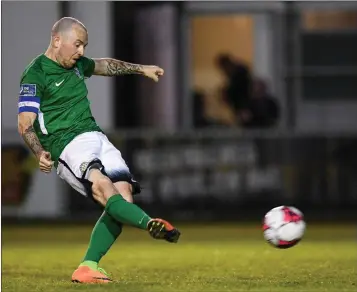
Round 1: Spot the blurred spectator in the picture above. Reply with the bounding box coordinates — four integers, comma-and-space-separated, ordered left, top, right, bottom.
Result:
239, 78, 280, 128
215, 53, 252, 115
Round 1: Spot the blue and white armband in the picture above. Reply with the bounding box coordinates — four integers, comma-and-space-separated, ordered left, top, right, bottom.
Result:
18, 84, 40, 114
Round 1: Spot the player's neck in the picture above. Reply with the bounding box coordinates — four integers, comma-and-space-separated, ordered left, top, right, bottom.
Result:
44, 48, 59, 65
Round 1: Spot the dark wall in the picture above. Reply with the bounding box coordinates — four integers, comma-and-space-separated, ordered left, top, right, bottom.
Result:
112, 2, 138, 128
111, 1, 183, 129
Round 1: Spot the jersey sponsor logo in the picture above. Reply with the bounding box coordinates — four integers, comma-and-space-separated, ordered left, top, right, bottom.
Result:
19, 84, 36, 97
55, 80, 65, 87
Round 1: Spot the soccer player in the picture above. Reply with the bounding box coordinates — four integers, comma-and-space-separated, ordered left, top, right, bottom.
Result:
17, 17, 180, 284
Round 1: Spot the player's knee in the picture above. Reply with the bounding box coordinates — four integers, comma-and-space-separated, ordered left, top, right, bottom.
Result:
114, 181, 133, 203
92, 176, 116, 203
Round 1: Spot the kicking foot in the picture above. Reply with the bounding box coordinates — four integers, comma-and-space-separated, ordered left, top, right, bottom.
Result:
147, 218, 181, 243
71, 266, 112, 284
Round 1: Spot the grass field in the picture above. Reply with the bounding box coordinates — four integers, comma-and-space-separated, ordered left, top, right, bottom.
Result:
2, 223, 356, 292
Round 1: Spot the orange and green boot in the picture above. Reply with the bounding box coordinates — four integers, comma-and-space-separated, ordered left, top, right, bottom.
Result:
147, 218, 181, 243
72, 262, 112, 284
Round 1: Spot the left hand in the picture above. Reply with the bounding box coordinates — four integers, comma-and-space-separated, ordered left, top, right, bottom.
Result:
142, 66, 164, 82
38, 151, 54, 173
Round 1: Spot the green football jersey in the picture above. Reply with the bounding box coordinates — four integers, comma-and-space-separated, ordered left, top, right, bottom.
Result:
18, 54, 102, 167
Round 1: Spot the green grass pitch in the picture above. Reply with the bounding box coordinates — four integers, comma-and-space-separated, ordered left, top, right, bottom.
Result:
2, 223, 356, 292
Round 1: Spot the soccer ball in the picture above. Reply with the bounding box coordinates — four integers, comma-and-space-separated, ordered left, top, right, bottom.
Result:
263, 206, 306, 249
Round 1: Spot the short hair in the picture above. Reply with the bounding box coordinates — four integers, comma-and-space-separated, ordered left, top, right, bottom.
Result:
51, 17, 87, 36
216, 54, 233, 68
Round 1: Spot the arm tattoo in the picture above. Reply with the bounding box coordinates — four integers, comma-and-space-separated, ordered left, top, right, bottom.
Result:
105, 59, 144, 76
22, 126, 44, 158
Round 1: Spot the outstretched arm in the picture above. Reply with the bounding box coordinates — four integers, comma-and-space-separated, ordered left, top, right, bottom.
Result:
92, 58, 164, 82
93, 58, 144, 76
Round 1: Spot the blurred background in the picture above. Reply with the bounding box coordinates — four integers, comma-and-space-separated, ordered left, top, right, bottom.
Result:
3, 1, 357, 224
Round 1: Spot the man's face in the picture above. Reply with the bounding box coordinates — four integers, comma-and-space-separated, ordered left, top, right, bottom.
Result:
56, 24, 88, 69
216, 59, 232, 77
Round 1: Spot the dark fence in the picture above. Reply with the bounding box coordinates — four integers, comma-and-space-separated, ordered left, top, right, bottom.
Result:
67, 131, 357, 222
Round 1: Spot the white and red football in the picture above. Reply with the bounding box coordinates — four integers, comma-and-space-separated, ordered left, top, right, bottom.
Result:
263, 206, 306, 249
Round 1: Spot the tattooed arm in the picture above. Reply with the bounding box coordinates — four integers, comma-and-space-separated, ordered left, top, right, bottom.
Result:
18, 112, 44, 158
92, 58, 164, 82
93, 58, 144, 76
18, 112, 53, 172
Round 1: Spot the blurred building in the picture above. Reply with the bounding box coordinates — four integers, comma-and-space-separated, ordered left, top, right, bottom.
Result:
2, 1, 357, 222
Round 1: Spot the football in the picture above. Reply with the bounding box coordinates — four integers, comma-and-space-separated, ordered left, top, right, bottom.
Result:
263, 206, 306, 249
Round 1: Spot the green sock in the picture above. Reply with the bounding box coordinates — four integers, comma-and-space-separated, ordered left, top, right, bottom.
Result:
80, 260, 98, 270
81, 211, 123, 265
105, 194, 151, 229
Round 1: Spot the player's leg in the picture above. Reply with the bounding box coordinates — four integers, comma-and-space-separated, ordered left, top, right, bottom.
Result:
79, 211, 122, 274
113, 181, 179, 241
87, 168, 151, 228
58, 132, 180, 283
86, 168, 180, 241
98, 132, 180, 241
77, 179, 168, 281
78, 183, 134, 275
72, 212, 121, 283
57, 164, 118, 283
56, 133, 122, 283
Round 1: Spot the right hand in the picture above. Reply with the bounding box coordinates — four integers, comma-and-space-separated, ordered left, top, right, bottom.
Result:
142, 65, 164, 82
38, 151, 54, 173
